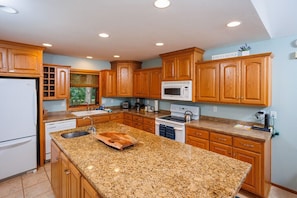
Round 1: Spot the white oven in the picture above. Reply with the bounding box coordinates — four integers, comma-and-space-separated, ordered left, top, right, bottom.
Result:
161, 80, 192, 101
155, 104, 200, 143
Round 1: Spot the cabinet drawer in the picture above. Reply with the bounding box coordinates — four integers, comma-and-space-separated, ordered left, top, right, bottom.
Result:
110, 113, 123, 120
210, 132, 232, 146
143, 117, 155, 125
186, 136, 209, 150
93, 115, 110, 123
233, 137, 262, 153
186, 127, 209, 140
124, 113, 132, 120
132, 122, 143, 130
132, 115, 143, 122
76, 118, 91, 127
143, 124, 155, 134
210, 142, 233, 157
123, 120, 133, 127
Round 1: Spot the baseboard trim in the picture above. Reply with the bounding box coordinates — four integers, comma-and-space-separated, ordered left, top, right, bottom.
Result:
271, 182, 297, 195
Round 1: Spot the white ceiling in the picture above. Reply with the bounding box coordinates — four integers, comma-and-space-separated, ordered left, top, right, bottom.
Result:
1, 0, 297, 62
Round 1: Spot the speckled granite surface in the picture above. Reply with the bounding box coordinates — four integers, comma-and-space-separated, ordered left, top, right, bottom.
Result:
51, 122, 251, 198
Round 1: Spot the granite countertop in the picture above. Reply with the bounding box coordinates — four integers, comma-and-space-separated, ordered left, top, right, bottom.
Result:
51, 122, 251, 198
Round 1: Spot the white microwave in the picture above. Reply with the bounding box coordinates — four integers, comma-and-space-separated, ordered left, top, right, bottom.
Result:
161, 80, 192, 101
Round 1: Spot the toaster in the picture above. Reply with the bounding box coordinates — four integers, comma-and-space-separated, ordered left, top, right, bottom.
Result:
121, 101, 130, 109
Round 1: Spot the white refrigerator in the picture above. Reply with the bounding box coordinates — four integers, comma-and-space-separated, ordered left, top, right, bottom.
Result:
0, 78, 37, 180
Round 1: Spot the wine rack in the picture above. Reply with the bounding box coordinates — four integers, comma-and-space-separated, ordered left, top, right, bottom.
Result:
43, 65, 56, 99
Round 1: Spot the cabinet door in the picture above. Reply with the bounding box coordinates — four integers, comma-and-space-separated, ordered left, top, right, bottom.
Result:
69, 161, 81, 198
210, 142, 233, 157
241, 56, 268, 105
81, 177, 99, 198
133, 70, 150, 97
101, 70, 117, 97
61, 152, 69, 198
110, 112, 123, 123
220, 60, 241, 103
117, 63, 133, 96
143, 117, 155, 133
56, 67, 70, 99
176, 53, 192, 80
0, 47, 7, 72
7, 47, 42, 74
93, 115, 110, 124
195, 62, 219, 102
233, 147, 261, 195
162, 56, 176, 80
149, 68, 162, 99
51, 141, 61, 198
77, 118, 91, 127
187, 136, 209, 150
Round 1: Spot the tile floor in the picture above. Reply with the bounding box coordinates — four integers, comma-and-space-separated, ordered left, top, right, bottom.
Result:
0, 163, 296, 198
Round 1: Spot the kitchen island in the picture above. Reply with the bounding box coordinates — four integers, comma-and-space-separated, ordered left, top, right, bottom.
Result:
50, 121, 251, 198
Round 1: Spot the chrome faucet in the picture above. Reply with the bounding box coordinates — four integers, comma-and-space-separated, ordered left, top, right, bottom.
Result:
83, 116, 96, 134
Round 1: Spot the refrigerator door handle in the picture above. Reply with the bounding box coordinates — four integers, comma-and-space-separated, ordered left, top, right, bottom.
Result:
0, 137, 34, 149
33, 89, 37, 126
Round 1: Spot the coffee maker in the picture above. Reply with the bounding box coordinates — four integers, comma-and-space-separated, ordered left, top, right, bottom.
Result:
135, 98, 141, 112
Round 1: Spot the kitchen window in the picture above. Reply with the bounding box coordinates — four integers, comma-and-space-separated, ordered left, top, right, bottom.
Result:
69, 69, 99, 107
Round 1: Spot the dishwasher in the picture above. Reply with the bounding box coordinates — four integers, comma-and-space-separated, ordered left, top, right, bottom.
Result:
45, 119, 76, 161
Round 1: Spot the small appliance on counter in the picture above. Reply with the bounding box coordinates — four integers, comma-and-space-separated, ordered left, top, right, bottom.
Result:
135, 98, 141, 112
251, 113, 271, 132
121, 101, 131, 109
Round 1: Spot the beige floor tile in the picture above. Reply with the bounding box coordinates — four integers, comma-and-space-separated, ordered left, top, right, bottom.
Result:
23, 180, 52, 198
269, 186, 297, 198
22, 168, 48, 189
0, 176, 23, 197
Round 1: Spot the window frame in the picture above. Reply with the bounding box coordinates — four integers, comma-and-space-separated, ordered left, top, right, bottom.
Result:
68, 68, 101, 111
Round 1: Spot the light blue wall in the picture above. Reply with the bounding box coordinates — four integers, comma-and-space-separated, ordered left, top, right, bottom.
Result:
143, 35, 297, 191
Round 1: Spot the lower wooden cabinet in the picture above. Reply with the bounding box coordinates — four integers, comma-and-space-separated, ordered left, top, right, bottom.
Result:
51, 141, 100, 198
185, 127, 271, 198
143, 117, 155, 134
110, 112, 123, 123
186, 126, 209, 150
123, 113, 133, 126
76, 115, 110, 127
132, 115, 143, 130
123, 113, 155, 133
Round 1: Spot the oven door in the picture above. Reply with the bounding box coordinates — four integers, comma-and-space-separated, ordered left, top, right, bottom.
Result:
155, 119, 185, 143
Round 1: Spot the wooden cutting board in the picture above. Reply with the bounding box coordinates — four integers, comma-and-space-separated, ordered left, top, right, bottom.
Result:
95, 132, 137, 150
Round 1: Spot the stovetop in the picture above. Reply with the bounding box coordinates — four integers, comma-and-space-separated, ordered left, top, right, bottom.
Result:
158, 116, 186, 123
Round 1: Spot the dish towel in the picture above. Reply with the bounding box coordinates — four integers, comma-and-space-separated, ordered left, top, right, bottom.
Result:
159, 124, 166, 137
159, 125, 175, 140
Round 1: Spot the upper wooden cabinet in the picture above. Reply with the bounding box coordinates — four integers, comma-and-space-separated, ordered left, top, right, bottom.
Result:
0, 40, 44, 76
100, 70, 117, 97
160, 47, 204, 81
133, 67, 162, 99
195, 53, 272, 106
110, 61, 141, 97
195, 62, 220, 102
43, 64, 70, 100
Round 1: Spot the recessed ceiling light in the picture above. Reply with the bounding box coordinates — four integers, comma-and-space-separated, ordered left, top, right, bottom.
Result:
227, 21, 241, 28
113, 55, 120, 58
98, 33, 110, 38
155, 42, 164, 46
42, 43, 52, 47
86, 56, 93, 59
0, 5, 18, 14
154, 0, 170, 8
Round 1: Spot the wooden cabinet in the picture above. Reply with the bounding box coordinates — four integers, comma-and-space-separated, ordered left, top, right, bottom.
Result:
43, 64, 70, 100
61, 151, 81, 198
123, 113, 133, 127
160, 47, 204, 81
195, 62, 220, 102
0, 40, 43, 76
110, 112, 123, 123
110, 61, 141, 97
210, 132, 233, 157
186, 126, 209, 150
132, 115, 143, 130
100, 70, 117, 97
143, 117, 155, 134
185, 127, 271, 198
233, 137, 270, 197
133, 69, 150, 98
51, 140, 99, 198
133, 67, 162, 99
195, 53, 272, 106
81, 177, 100, 198
76, 115, 110, 127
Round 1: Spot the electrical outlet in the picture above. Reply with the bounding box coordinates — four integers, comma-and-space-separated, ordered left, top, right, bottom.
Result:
270, 111, 277, 119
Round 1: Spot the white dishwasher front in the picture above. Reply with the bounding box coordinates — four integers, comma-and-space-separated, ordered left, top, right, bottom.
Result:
45, 119, 76, 161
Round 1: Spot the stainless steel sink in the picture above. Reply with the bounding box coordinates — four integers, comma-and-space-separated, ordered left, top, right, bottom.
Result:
61, 131, 90, 139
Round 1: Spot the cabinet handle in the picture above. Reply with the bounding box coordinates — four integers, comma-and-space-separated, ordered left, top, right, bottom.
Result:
216, 137, 226, 142
195, 132, 202, 136
240, 143, 254, 148
64, 170, 70, 175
